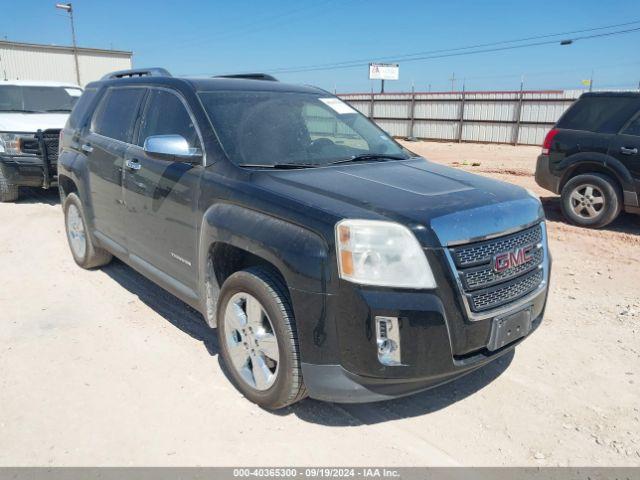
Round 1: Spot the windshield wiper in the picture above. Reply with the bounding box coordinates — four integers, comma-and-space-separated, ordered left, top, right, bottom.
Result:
327, 153, 407, 166
44, 108, 72, 112
238, 163, 319, 169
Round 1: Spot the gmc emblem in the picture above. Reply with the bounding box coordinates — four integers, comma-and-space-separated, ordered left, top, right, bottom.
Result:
493, 245, 534, 273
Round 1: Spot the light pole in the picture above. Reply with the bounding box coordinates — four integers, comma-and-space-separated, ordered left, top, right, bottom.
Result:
55, 2, 81, 85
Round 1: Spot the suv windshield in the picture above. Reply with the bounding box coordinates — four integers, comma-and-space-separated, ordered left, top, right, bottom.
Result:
198, 91, 410, 167
0, 85, 82, 113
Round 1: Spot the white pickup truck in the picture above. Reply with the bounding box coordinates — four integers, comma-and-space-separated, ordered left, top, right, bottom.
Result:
0, 80, 82, 201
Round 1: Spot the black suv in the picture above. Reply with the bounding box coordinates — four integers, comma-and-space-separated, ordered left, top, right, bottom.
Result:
535, 92, 640, 228
58, 68, 551, 409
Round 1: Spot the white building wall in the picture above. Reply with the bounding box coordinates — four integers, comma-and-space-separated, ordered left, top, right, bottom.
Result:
0, 41, 132, 86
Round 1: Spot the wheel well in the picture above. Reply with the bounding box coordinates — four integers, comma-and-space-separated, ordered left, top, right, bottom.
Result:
58, 175, 78, 198
560, 164, 622, 193
209, 242, 287, 289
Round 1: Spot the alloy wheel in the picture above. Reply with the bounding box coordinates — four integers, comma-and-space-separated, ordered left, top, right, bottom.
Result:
223, 292, 280, 391
66, 204, 87, 260
569, 184, 605, 219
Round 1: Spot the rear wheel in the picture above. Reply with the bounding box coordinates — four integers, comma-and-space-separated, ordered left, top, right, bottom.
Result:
561, 173, 621, 228
63, 193, 112, 269
0, 165, 19, 202
217, 267, 307, 409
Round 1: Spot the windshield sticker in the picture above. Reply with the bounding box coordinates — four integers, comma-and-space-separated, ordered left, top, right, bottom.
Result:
319, 98, 356, 115
65, 88, 83, 97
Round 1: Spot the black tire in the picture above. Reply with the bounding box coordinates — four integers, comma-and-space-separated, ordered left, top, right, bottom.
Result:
560, 173, 622, 228
58, 183, 67, 205
217, 267, 307, 409
63, 192, 113, 269
0, 165, 19, 202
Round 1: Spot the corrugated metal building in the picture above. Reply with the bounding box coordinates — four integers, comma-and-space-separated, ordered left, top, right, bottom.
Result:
339, 90, 583, 146
0, 40, 132, 87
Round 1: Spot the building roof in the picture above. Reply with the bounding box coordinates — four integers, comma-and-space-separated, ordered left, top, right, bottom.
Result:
0, 79, 81, 88
0, 40, 132, 57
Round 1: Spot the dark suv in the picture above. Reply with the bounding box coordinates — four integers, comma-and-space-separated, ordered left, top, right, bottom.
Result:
535, 92, 640, 228
58, 68, 551, 409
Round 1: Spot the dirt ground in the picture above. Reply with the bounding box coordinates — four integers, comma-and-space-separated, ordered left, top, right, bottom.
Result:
0, 141, 638, 466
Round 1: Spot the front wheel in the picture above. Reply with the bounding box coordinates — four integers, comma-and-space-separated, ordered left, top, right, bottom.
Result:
217, 267, 307, 409
560, 173, 622, 228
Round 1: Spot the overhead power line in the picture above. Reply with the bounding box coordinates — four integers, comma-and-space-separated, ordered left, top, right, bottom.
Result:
256, 20, 640, 75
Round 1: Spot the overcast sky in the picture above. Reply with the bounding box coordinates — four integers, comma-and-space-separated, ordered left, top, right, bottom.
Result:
3, 0, 639, 92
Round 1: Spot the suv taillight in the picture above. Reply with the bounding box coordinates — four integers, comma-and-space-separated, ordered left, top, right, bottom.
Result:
542, 129, 559, 155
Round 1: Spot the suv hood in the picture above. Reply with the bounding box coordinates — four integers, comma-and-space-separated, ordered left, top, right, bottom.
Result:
257, 158, 544, 246
0, 113, 69, 132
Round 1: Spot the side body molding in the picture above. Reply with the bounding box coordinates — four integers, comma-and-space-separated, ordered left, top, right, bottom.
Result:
198, 203, 330, 327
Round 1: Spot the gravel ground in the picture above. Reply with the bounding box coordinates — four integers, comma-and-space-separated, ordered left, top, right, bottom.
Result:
0, 141, 638, 466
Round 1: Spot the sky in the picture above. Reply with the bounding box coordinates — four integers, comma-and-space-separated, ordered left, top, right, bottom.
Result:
2, 0, 639, 93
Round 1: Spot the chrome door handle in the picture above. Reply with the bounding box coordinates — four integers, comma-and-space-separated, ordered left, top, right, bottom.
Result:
81, 143, 93, 153
125, 158, 141, 171
620, 146, 638, 155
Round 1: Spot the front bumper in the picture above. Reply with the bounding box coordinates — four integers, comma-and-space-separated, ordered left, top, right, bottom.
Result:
298, 268, 549, 403
0, 155, 55, 188
301, 329, 528, 403
293, 216, 551, 404
535, 154, 561, 194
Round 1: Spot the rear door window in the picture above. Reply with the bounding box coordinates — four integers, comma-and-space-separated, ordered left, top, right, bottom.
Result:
136, 89, 201, 149
92, 87, 146, 143
557, 96, 640, 134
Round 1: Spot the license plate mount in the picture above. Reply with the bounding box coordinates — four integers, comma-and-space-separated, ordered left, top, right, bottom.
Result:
487, 307, 532, 351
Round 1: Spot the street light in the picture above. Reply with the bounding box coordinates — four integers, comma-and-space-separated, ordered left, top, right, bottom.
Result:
55, 2, 81, 85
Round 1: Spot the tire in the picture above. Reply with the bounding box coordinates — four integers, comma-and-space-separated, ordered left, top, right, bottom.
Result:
63, 193, 113, 269
58, 184, 67, 205
217, 267, 307, 409
0, 165, 19, 202
560, 173, 622, 228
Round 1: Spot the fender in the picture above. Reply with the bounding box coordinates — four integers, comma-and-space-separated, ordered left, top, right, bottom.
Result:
197, 202, 331, 326
58, 148, 99, 231
558, 152, 635, 193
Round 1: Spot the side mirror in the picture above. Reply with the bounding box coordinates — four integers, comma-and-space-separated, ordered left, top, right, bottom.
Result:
143, 135, 202, 162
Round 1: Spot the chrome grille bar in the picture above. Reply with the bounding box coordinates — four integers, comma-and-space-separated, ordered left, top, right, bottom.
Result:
446, 223, 547, 317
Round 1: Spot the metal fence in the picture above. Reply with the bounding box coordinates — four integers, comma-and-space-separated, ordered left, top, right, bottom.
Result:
338, 89, 585, 146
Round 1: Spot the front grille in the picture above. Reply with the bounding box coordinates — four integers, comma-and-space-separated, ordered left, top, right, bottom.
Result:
452, 224, 543, 268
42, 132, 60, 164
469, 269, 543, 311
448, 224, 545, 313
461, 247, 544, 290
19, 131, 60, 165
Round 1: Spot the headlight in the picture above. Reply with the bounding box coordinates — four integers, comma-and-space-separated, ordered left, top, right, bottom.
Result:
335, 219, 436, 289
0, 133, 31, 155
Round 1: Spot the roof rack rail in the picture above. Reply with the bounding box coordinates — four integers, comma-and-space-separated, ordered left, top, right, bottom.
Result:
102, 68, 172, 80
214, 73, 278, 82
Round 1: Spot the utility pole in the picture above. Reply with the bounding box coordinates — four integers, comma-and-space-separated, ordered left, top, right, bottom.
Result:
589, 69, 594, 92
55, 3, 81, 86
449, 73, 456, 92
380, 79, 385, 93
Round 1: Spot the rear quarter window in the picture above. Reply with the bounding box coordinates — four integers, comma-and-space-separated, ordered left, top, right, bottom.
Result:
67, 88, 97, 130
557, 96, 640, 134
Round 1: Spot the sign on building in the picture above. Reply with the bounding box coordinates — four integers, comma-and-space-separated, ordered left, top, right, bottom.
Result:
369, 63, 399, 81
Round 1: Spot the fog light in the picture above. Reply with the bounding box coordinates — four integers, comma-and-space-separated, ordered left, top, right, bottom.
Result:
375, 316, 402, 366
